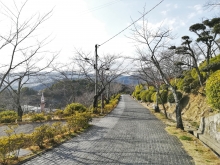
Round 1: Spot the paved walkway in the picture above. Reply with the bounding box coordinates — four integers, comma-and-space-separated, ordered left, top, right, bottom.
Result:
22, 95, 194, 165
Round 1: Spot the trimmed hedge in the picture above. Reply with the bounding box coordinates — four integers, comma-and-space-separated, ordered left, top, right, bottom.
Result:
0, 111, 17, 123
63, 103, 87, 115
140, 90, 147, 102
146, 90, 154, 102
30, 113, 45, 122
206, 70, 220, 109
167, 91, 183, 103
151, 90, 168, 104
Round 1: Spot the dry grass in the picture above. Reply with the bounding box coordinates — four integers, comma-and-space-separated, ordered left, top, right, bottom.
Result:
142, 103, 220, 165
166, 126, 220, 165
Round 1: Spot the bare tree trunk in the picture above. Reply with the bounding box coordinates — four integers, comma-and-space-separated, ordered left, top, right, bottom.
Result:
155, 89, 160, 113
93, 87, 106, 111
195, 66, 203, 86
153, 58, 184, 129
158, 92, 168, 119
17, 105, 23, 122
170, 87, 184, 129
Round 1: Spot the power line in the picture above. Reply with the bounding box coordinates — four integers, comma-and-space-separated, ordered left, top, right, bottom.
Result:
99, 0, 164, 47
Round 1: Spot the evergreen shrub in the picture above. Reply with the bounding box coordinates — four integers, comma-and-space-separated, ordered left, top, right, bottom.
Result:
151, 90, 168, 104
0, 110, 17, 123
140, 90, 147, 102
146, 90, 154, 102
167, 91, 182, 103
206, 70, 220, 109
158, 90, 168, 104
30, 113, 45, 122
64, 103, 86, 115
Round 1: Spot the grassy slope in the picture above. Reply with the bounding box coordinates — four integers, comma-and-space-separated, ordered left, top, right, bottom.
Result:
141, 100, 220, 165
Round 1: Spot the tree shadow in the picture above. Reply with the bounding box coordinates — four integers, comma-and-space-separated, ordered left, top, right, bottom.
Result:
180, 95, 190, 110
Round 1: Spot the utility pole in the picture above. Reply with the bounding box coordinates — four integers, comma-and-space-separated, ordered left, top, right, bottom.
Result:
94, 44, 98, 108
101, 70, 104, 114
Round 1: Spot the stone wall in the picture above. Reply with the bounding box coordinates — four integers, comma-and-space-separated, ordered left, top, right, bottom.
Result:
198, 114, 220, 142
194, 113, 220, 155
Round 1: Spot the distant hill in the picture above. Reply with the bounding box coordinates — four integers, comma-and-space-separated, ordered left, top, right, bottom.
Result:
116, 75, 140, 85
21, 73, 140, 91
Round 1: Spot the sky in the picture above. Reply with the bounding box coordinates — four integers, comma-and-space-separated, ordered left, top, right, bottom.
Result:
1, 0, 219, 65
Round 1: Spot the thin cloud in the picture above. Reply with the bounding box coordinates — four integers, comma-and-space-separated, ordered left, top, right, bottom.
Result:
187, 4, 204, 19
161, 10, 168, 16
174, 4, 178, 9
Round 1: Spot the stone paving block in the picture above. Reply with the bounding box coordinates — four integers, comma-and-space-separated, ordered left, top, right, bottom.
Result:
22, 95, 194, 165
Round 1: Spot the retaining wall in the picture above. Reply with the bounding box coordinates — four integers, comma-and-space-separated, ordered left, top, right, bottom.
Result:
194, 113, 220, 155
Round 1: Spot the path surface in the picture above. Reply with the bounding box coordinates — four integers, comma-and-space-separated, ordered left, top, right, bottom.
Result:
22, 95, 194, 165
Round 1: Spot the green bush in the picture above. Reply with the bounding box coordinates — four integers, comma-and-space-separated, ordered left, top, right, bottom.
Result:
136, 94, 141, 100
175, 78, 184, 90
151, 92, 157, 102
190, 79, 200, 89
160, 84, 168, 90
114, 94, 121, 100
0, 126, 26, 163
0, 137, 10, 164
140, 90, 147, 102
64, 103, 86, 115
67, 112, 91, 132
158, 90, 168, 104
46, 115, 52, 121
201, 62, 220, 72
191, 68, 198, 80
206, 70, 220, 109
0, 110, 17, 123
199, 54, 220, 69
30, 113, 45, 122
104, 104, 114, 111
151, 90, 168, 104
167, 91, 182, 103
52, 122, 65, 135
54, 109, 64, 118
32, 124, 51, 148
182, 86, 191, 93
110, 99, 119, 107
133, 84, 144, 99
183, 76, 194, 86
22, 134, 33, 148
7, 133, 25, 159
148, 86, 155, 90
146, 90, 154, 102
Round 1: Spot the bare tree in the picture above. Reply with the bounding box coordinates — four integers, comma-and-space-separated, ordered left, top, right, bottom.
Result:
0, 0, 55, 93
0, 0, 58, 120
73, 48, 127, 110
129, 13, 184, 129
132, 57, 168, 118
204, 0, 220, 9
50, 63, 82, 105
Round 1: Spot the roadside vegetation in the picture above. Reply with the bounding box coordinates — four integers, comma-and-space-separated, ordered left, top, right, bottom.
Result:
0, 94, 121, 165
132, 53, 220, 124
144, 105, 220, 165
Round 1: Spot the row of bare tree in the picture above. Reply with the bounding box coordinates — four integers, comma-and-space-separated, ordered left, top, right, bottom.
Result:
129, 2, 220, 129
1, 0, 220, 128
0, 0, 130, 121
